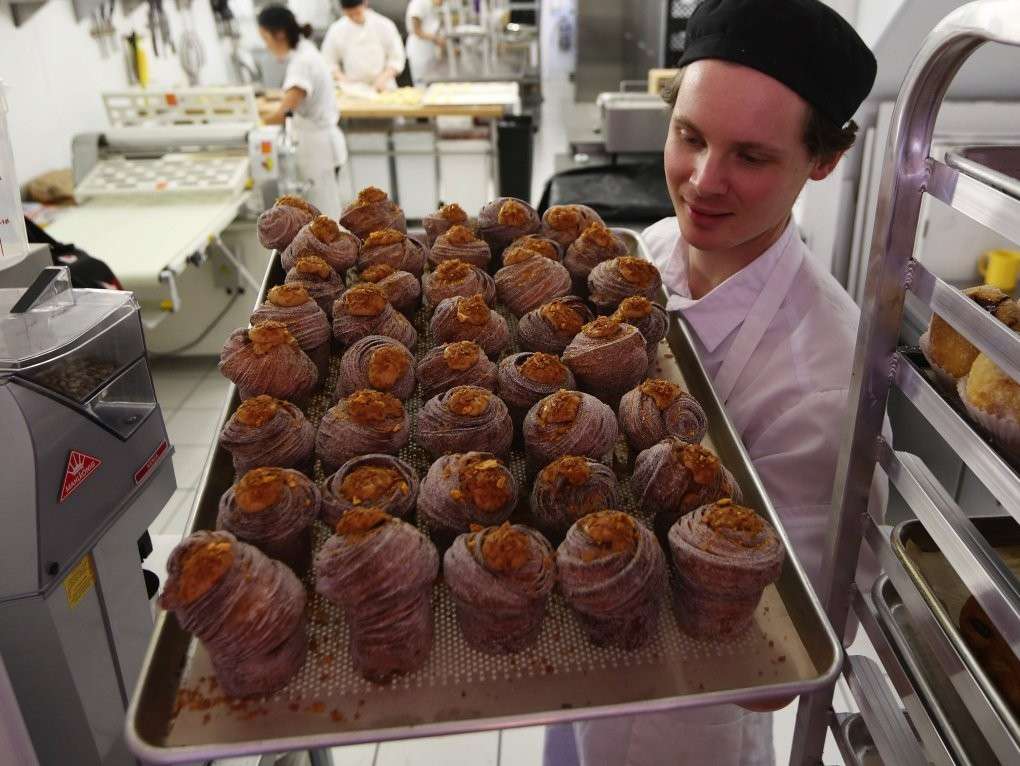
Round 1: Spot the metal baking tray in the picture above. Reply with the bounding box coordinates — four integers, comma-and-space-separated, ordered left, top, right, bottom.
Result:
945, 145, 1020, 201
834, 713, 882, 766
126, 228, 841, 763
891, 516, 1020, 749
872, 575, 1000, 765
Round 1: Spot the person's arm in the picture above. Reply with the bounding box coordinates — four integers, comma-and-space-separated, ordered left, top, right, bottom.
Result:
263, 87, 307, 125
320, 27, 348, 82
411, 16, 444, 45
373, 18, 406, 90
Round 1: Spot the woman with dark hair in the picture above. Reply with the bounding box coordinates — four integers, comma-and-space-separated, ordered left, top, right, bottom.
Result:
258, 4, 347, 218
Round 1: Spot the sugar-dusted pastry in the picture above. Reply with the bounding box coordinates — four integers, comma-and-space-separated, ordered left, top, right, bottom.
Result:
257, 195, 319, 251
498, 352, 576, 429
495, 249, 572, 317
669, 500, 784, 638
416, 340, 499, 401
529, 455, 620, 542
417, 452, 519, 549
219, 395, 316, 477
612, 296, 669, 363
429, 294, 510, 358
557, 510, 665, 649
523, 389, 618, 469
422, 259, 496, 310
632, 437, 741, 547
423, 202, 471, 247
517, 296, 594, 355
337, 335, 416, 401
284, 255, 345, 319
159, 531, 307, 697
417, 385, 513, 459
588, 256, 663, 313
355, 228, 426, 278
219, 321, 318, 404
280, 215, 359, 273
355, 263, 421, 318
540, 204, 604, 249
428, 225, 492, 270
959, 352, 1020, 462
332, 283, 417, 350
339, 186, 406, 239
320, 454, 419, 528
314, 508, 438, 681
921, 286, 1020, 389
562, 316, 649, 399
217, 467, 320, 573
250, 285, 332, 384
564, 222, 628, 293
618, 378, 708, 453
316, 389, 410, 475
444, 523, 556, 654
476, 197, 540, 258
503, 234, 563, 264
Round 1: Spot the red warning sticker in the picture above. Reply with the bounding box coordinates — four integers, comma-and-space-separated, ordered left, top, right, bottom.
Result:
59, 450, 102, 503
134, 440, 168, 485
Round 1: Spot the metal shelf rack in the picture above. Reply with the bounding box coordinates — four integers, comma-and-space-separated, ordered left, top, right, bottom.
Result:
790, 2, 1020, 763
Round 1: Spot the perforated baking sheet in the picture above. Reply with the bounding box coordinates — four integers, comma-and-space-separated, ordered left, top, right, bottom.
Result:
127, 229, 840, 763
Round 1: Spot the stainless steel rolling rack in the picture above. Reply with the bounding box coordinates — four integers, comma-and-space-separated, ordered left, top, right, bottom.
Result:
791, 2, 1020, 764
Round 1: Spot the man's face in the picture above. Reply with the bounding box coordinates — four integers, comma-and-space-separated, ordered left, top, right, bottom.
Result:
343, 3, 367, 23
664, 60, 832, 254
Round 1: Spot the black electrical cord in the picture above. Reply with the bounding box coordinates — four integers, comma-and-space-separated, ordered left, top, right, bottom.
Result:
149, 289, 243, 358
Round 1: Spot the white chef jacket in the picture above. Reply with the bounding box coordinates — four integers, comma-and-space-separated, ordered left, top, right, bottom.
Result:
405, 0, 442, 84
321, 9, 406, 90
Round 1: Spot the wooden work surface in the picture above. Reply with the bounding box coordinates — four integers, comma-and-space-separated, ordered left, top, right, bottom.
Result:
257, 90, 506, 121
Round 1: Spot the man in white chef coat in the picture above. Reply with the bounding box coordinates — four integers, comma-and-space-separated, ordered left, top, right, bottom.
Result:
321, 0, 406, 92
545, 0, 881, 764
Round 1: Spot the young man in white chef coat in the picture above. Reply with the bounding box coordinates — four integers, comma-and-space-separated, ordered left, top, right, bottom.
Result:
544, 0, 880, 764
405, 0, 445, 85
320, 0, 406, 92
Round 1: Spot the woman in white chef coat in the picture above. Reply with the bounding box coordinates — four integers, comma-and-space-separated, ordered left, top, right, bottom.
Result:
321, 0, 406, 92
258, 5, 347, 218
405, 0, 445, 85
544, 1, 883, 765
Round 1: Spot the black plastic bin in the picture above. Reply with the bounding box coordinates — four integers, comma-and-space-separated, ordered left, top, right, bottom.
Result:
538, 162, 674, 224
497, 114, 535, 201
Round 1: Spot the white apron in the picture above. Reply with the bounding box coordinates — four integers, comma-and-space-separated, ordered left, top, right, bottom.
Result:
406, 34, 438, 85
293, 115, 348, 220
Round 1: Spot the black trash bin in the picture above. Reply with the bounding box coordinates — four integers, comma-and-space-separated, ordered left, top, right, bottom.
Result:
497, 114, 535, 201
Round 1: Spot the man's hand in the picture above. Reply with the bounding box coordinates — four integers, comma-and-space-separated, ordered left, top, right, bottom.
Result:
372, 71, 391, 92
332, 67, 348, 84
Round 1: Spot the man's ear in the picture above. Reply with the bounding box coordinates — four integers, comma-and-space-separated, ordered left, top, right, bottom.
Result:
809, 151, 845, 181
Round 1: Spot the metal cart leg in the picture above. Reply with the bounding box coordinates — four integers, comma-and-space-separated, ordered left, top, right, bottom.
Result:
307, 748, 334, 766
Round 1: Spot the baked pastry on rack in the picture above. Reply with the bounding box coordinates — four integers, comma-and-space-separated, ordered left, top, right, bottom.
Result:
219, 321, 318, 405
503, 234, 563, 264
422, 259, 496, 310
417, 385, 513, 459
429, 294, 510, 358
557, 510, 665, 649
217, 467, 320, 573
612, 297, 669, 364
498, 351, 576, 430
281, 215, 359, 273
522, 388, 618, 469
562, 316, 649, 399
444, 523, 556, 654
315, 389, 410, 475
354, 263, 421, 317
416, 340, 499, 401
540, 204, 604, 249
517, 296, 594, 355
529, 455, 620, 543
669, 499, 784, 638
320, 453, 419, 528
423, 202, 471, 247
219, 395, 316, 477
417, 451, 519, 551
494, 248, 572, 317
250, 285, 332, 384
337, 335, 416, 401
476, 197, 540, 258
632, 437, 741, 547
355, 229, 426, 278
284, 255, 345, 319
257, 195, 319, 251
563, 222, 629, 294
618, 378, 708, 453
339, 186, 406, 239
588, 256, 663, 313
428, 225, 492, 270
959, 352, 1020, 463
159, 531, 307, 697
332, 283, 417, 350
314, 508, 438, 682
